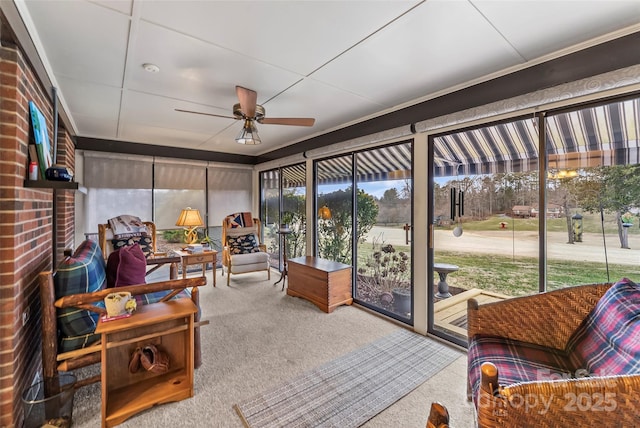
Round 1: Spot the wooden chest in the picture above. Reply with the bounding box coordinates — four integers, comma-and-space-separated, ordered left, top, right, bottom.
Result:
287, 256, 352, 313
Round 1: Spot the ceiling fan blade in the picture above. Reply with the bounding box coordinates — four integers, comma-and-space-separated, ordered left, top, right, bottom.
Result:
175, 108, 236, 120
260, 117, 315, 127
236, 86, 257, 118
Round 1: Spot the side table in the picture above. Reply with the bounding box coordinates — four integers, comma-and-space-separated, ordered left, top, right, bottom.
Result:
95, 299, 196, 427
173, 250, 217, 287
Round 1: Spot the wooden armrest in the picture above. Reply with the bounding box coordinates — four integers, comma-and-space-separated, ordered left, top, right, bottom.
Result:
57, 343, 102, 362
54, 277, 207, 309
195, 319, 210, 328
468, 283, 611, 350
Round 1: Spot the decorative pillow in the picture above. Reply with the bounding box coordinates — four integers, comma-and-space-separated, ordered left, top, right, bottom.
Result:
226, 234, 260, 255
567, 278, 640, 376
106, 244, 147, 288
112, 235, 153, 258
54, 240, 106, 352
227, 212, 254, 228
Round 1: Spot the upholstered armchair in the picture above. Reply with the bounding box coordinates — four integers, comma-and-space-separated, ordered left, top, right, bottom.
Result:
221, 213, 270, 286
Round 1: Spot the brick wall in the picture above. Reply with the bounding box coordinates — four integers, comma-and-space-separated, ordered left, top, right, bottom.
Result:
0, 41, 75, 427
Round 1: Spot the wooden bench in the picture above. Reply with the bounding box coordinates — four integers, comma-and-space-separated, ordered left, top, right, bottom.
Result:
39, 272, 208, 388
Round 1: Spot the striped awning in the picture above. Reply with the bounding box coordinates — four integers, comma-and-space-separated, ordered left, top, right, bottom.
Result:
434, 97, 640, 177
265, 98, 639, 185
316, 143, 412, 185
262, 143, 412, 188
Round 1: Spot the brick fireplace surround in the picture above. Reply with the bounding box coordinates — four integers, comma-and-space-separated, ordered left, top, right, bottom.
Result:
0, 37, 76, 426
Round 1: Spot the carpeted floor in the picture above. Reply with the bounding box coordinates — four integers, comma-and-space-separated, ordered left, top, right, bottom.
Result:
71, 268, 475, 427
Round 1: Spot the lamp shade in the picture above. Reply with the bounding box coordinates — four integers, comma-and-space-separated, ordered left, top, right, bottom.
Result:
236, 119, 261, 145
318, 205, 332, 220
175, 208, 204, 227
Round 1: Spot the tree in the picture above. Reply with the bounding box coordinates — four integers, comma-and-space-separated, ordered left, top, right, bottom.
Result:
576, 165, 640, 249
317, 186, 379, 264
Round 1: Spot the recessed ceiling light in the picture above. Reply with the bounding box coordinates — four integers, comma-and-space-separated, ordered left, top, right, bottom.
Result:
142, 63, 160, 73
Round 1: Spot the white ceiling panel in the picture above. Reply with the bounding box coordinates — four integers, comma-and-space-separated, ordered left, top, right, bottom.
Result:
23, 0, 130, 87
473, 0, 640, 60
310, 1, 524, 107
121, 90, 234, 136
138, 0, 421, 75
12, 0, 640, 157
127, 20, 305, 108
56, 76, 122, 121
91, 0, 133, 15
71, 114, 118, 139
119, 122, 214, 149
264, 78, 385, 133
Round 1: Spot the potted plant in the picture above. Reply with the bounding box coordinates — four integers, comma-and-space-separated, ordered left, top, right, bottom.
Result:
357, 240, 410, 313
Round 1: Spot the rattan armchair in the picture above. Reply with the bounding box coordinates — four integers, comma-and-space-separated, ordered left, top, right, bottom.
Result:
466, 282, 640, 427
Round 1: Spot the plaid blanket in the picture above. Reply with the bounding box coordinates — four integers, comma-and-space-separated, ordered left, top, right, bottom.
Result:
108, 214, 148, 238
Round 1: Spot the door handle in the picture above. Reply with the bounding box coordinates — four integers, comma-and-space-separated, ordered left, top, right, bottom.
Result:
403, 223, 411, 245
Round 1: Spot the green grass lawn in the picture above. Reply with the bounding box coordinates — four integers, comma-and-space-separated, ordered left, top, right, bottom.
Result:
359, 215, 640, 297
434, 251, 640, 296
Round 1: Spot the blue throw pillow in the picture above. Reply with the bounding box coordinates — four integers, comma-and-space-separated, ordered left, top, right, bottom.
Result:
54, 240, 106, 352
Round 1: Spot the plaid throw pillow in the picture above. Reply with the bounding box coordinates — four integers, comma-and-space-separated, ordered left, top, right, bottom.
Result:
567, 278, 640, 376
54, 240, 106, 352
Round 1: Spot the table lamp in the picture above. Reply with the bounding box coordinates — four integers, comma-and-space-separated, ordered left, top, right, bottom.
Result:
318, 205, 332, 220
175, 207, 204, 244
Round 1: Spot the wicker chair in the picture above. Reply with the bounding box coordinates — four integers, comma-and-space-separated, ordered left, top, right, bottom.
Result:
221, 214, 270, 286
466, 281, 640, 427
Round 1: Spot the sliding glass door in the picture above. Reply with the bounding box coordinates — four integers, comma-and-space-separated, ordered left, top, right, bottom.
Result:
428, 94, 640, 346
260, 164, 306, 273
316, 155, 354, 265
315, 142, 414, 324
354, 143, 413, 322
429, 117, 541, 344
545, 97, 640, 288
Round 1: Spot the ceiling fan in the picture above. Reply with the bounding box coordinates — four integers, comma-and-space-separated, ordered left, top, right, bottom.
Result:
176, 86, 315, 144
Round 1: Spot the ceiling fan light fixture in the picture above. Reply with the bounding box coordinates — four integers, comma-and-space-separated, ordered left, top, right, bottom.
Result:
235, 119, 261, 145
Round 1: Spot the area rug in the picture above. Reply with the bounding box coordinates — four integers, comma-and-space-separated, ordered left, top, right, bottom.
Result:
233, 328, 461, 428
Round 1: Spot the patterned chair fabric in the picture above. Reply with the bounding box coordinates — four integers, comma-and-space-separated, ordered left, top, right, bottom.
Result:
98, 220, 160, 261
222, 213, 270, 286
462, 278, 640, 427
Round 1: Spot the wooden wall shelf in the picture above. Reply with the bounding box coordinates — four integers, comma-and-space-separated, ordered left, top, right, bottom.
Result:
24, 180, 79, 190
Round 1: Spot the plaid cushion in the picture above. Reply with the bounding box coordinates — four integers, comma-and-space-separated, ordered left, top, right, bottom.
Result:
468, 336, 576, 404
54, 240, 106, 352
227, 212, 253, 228
567, 277, 640, 376
60, 332, 101, 353
226, 234, 260, 255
